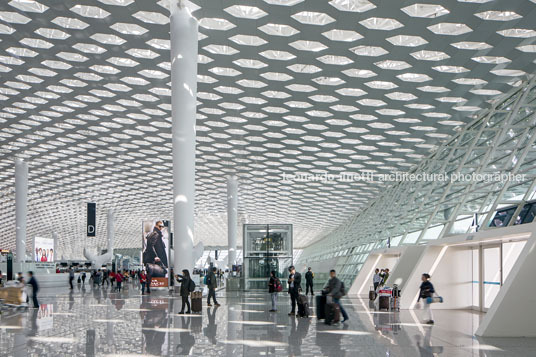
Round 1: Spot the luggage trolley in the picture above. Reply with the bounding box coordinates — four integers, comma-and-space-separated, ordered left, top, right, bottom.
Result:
377, 287, 392, 311
0, 284, 29, 313
376, 286, 401, 311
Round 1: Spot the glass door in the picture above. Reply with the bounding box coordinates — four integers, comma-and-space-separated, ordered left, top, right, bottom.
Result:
482, 245, 501, 311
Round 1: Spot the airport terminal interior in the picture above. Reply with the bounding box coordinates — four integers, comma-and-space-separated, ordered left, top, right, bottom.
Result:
1, 0, 536, 356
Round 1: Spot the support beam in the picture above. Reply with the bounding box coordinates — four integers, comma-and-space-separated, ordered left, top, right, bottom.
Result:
15, 159, 28, 263
107, 209, 114, 254
227, 176, 238, 268
52, 232, 58, 262
171, 0, 198, 274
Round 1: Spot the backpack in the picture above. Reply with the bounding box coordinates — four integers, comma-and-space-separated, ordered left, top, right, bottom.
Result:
203, 275, 207, 284
188, 279, 195, 292
276, 278, 283, 292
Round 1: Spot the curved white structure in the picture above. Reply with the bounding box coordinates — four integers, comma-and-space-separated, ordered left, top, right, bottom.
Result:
84, 209, 115, 268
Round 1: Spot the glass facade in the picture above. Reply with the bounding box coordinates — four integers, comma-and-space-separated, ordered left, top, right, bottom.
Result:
298, 77, 536, 288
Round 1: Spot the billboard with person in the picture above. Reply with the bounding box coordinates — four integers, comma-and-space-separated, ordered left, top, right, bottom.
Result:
34, 236, 54, 262
142, 220, 170, 288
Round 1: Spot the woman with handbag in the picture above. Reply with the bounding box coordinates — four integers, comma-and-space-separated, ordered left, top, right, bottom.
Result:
268, 270, 281, 312
176, 269, 192, 314
418, 273, 436, 325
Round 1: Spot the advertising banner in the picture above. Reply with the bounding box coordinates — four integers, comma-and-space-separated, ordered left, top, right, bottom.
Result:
142, 220, 170, 288
34, 236, 54, 262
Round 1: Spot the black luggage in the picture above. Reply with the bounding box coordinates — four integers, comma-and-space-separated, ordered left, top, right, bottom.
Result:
369, 287, 376, 300
325, 302, 340, 325
379, 295, 390, 310
191, 291, 202, 313
297, 294, 309, 317
316, 295, 326, 320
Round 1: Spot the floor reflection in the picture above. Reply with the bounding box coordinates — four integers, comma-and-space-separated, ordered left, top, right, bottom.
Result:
0, 283, 535, 356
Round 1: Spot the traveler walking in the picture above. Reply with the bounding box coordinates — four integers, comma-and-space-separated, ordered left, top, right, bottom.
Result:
305, 267, 315, 296
116, 271, 123, 292
268, 270, 281, 312
373, 269, 382, 291
69, 268, 74, 289
140, 270, 147, 294
27, 271, 39, 309
324, 269, 349, 323
176, 269, 193, 314
287, 266, 301, 316
102, 269, 109, 286
206, 267, 220, 307
81, 271, 86, 285
418, 273, 435, 325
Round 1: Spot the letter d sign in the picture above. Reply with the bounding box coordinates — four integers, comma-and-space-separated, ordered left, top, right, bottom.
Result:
87, 203, 96, 237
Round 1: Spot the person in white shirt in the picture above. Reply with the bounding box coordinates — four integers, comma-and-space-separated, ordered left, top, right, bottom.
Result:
373, 269, 382, 291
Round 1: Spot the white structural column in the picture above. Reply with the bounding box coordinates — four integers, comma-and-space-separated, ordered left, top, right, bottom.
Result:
107, 209, 114, 253
52, 232, 58, 261
227, 176, 238, 268
15, 159, 28, 263
171, 0, 198, 273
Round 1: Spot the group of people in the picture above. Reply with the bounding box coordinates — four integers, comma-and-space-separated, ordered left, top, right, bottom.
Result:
372, 268, 390, 291
267, 266, 349, 324
372, 267, 437, 324
68, 268, 134, 292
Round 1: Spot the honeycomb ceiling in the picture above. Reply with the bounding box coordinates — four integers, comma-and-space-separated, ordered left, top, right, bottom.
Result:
0, 0, 535, 258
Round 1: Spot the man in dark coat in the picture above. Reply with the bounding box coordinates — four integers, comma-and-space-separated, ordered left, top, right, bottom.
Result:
287, 266, 302, 316
143, 221, 168, 294
27, 271, 39, 308
143, 221, 168, 268
206, 267, 220, 306
305, 267, 315, 296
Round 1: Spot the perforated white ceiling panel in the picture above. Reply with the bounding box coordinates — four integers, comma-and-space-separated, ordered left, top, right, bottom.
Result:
0, 0, 535, 258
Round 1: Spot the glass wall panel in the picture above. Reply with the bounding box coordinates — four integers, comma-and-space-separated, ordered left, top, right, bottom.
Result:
489, 206, 517, 227
483, 246, 501, 310
472, 248, 479, 309
503, 241, 526, 281
421, 224, 444, 240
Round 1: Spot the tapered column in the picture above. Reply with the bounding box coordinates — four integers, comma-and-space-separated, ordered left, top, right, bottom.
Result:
52, 232, 58, 261
227, 176, 238, 268
171, 0, 198, 273
107, 209, 114, 253
15, 159, 28, 263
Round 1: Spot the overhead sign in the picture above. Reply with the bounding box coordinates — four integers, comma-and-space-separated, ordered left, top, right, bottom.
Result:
87, 203, 96, 237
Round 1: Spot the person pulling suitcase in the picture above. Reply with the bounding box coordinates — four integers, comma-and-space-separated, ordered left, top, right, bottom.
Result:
323, 269, 349, 324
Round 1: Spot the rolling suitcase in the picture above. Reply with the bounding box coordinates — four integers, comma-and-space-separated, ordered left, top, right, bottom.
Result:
369, 286, 376, 300
191, 291, 202, 313
316, 295, 326, 320
325, 303, 340, 325
379, 296, 390, 310
297, 294, 309, 317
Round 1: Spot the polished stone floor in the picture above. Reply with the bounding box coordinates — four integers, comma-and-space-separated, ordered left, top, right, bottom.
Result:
1, 281, 535, 356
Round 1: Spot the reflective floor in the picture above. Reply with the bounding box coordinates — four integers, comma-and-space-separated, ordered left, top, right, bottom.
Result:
1, 281, 535, 356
